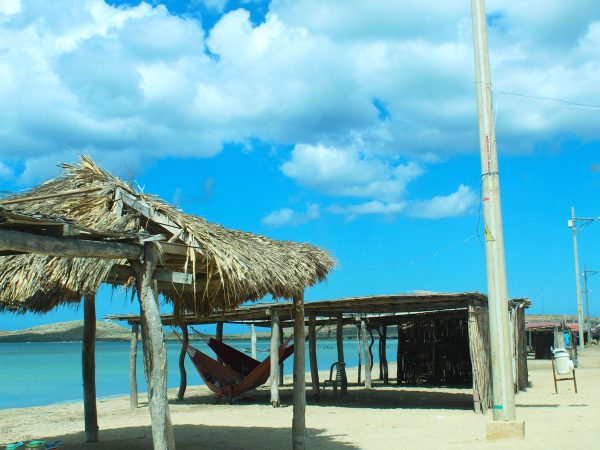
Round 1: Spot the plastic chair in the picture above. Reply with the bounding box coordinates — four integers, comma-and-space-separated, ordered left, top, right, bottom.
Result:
322, 362, 345, 394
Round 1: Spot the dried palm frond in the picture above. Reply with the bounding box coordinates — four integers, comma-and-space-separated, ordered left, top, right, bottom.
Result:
0, 156, 335, 314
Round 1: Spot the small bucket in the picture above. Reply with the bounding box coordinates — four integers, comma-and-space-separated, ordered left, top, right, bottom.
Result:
25, 442, 46, 449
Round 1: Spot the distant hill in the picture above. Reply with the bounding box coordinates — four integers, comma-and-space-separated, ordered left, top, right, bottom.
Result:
0, 321, 135, 342
0, 320, 387, 343
0, 320, 269, 343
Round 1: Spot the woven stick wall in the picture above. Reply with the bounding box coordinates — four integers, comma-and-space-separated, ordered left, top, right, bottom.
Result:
468, 304, 493, 413
395, 318, 471, 386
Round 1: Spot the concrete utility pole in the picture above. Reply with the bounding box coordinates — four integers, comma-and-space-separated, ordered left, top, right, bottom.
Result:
569, 210, 600, 349
569, 207, 586, 351
471, 0, 516, 423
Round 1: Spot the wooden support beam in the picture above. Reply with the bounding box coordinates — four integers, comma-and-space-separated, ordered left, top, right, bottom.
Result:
336, 314, 348, 395
356, 324, 362, 384
361, 319, 372, 389
308, 314, 319, 401
109, 265, 192, 285
177, 324, 189, 401
292, 293, 306, 450
0, 228, 141, 260
216, 322, 224, 364
380, 325, 389, 384
82, 294, 99, 442
131, 244, 176, 450
396, 324, 401, 385
251, 324, 257, 360
270, 310, 280, 407
278, 325, 284, 385
118, 188, 206, 257
129, 324, 139, 410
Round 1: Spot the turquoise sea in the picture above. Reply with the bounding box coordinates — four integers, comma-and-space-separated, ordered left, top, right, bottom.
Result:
0, 338, 395, 409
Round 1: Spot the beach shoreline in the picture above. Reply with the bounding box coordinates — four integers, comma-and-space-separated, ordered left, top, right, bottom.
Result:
2, 348, 599, 449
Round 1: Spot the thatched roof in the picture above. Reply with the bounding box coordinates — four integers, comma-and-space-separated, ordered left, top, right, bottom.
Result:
0, 156, 334, 314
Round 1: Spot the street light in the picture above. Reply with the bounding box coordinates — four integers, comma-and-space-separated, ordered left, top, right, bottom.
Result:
583, 267, 600, 335
568, 207, 600, 351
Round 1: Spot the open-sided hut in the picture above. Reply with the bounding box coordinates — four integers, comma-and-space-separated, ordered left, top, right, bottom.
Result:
112, 291, 530, 414
0, 156, 334, 450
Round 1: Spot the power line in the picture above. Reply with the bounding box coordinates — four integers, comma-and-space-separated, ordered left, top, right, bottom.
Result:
494, 90, 600, 111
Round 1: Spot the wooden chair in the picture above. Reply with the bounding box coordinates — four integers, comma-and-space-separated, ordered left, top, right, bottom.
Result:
322, 362, 345, 394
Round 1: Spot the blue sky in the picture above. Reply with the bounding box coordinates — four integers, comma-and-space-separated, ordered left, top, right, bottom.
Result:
0, 0, 599, 330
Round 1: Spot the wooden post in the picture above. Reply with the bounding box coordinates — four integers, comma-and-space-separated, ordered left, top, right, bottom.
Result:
356, 324, 362, 384
270, 310, 281, 407
216, 322, 224, 363
131, 244, 176, 450
397, 324, 401, 385
292, 293, 306, 450
380, 325, 389, 384
308, 314, 319, 401
82, 293, 99, 442
336, 314, 348, 394
251, 324, 257, 360
129, 324, 139, 410
177, 324, 189, 401
361, 319, 372, 389
279, 325, 284, 385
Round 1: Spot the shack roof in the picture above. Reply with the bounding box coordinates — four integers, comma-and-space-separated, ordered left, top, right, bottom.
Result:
107, 291, 487, 327
0, 156, 334, 314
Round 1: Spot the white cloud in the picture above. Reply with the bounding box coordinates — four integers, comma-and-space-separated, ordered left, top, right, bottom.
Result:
0, 0, 598, 183
328, 200, 405, 221
408, 185, 478, 219
282, 144, 423, 201
262, 203, 320, 227
0, 0, 20, 15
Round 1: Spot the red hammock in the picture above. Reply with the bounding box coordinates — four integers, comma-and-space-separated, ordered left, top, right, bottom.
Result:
186, 338, 294, 401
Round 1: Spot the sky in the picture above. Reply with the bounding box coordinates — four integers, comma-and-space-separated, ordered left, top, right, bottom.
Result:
0, 0, 599, 331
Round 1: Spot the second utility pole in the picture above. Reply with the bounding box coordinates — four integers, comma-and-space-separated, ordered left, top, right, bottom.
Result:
471, 0, 516, 423
569, 207, 585, 352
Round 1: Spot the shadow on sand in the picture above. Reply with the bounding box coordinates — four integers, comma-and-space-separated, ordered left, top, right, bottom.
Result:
177, 381, 474, 411
38, 424, 358, 450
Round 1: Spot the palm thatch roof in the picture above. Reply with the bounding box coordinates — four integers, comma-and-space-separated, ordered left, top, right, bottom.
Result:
0, 156, 334, 314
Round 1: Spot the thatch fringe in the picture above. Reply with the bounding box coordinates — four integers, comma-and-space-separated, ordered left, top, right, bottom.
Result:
0, 156, 335, 314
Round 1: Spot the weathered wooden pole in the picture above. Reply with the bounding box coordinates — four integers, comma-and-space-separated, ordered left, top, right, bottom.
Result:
177, 324, 189, 401
336, 314, 348, 394
356, 324, 362, 384
380, 325, 389, 384
129, 324, 139, 410
82, 293, 99, 442
216, 322, 224, 363
251, 324, 257, 360
279, 326, 285, 385
131, 243, 176, 450
292, 293, 306, 450
270, 310, 281, 407
397, 324, 401, 384
361, 319, 372, 389
308, 314, 319, 401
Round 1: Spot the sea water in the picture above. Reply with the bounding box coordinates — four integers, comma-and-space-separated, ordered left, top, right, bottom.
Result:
0, 338, 396, 409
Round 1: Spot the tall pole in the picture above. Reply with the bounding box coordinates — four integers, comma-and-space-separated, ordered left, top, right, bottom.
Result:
583, 265, 589, 336
570, 207, 585, 351
471, 0, 516, 421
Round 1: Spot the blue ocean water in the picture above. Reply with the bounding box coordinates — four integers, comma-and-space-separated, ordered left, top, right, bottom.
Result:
0, 338, 395, 409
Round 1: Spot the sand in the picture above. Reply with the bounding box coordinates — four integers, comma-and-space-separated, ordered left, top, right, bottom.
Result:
1, 347, 599, 449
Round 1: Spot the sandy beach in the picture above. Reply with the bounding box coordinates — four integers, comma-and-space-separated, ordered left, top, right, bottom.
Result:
1, 347, 599, 449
